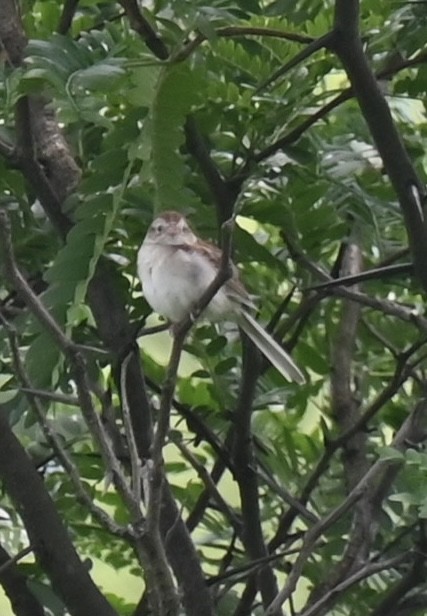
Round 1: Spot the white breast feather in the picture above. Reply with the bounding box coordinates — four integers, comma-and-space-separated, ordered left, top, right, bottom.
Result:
137, 243, 235, 322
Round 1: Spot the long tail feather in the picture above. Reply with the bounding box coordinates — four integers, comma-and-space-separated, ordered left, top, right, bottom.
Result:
238, 312, 305, 384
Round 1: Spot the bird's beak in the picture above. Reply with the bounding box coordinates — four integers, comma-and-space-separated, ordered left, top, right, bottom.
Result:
166, 224, 179, 237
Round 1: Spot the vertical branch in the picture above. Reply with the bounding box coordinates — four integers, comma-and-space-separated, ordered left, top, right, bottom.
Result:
331, 241, 367, 490
307, 240, 373, 604
233, 339, 282, 616
332, 0, 427, 291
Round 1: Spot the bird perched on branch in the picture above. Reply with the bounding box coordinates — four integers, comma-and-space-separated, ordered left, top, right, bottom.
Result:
137, 210, 305, 384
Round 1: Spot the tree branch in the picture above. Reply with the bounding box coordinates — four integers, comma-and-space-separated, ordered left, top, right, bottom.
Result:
185, 430, 233, 532
371, 529, 427, 616
57, 0, 79, 34
117, 0, 168, 60
173, 25, 314, 63
256, 31, 334, 93
270, 337, 418, 551
233, 335, 282, 615
331, 240, 365, 485
282, 233, 427, 333
332, 0, 427, 291
171, 434, 242, 532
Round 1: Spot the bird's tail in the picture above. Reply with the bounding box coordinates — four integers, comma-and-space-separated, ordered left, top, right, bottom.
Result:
238, 311, 305, 384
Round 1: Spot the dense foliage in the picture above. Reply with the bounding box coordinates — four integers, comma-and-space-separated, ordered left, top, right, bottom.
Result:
0, 0, 427, 615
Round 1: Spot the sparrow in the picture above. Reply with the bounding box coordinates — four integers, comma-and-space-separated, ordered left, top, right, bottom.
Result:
137, 210, 305, 384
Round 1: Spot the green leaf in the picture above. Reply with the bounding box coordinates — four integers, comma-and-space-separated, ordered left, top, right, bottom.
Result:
151, 63, 203, 211
25, 332, 62, 388
27, 579, 67, 616
377, 446, 405, 462
128, 65, 162, 108
71, 61, 126, 91
297, 341, 329, 375
214, 357, 238, 374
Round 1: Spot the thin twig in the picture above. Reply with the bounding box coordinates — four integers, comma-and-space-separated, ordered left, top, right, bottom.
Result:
19, 387, 80, 406
299, 554, 410, 616
146, 376, 234, 472
256, 465, 318, 525
283, 232, 427, 333
0, 545, 34, 575
185, 434, 232, 532
208, 546, 303, 586
173, 25, 314, 63
137, 322, 170, 337
0, 212, 73, 350
170, 434, 242, 532
121, 352, 142, 503
256, 31, 334, 93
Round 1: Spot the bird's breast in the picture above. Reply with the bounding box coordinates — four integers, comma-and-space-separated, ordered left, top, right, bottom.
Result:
137, 243, 234, 322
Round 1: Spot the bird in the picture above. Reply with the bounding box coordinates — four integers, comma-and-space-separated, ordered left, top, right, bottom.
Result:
137, 210, 305, 384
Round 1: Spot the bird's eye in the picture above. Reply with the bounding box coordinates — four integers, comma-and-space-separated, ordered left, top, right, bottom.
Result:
182, 225, 190, 233
153, 223, 163, 233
